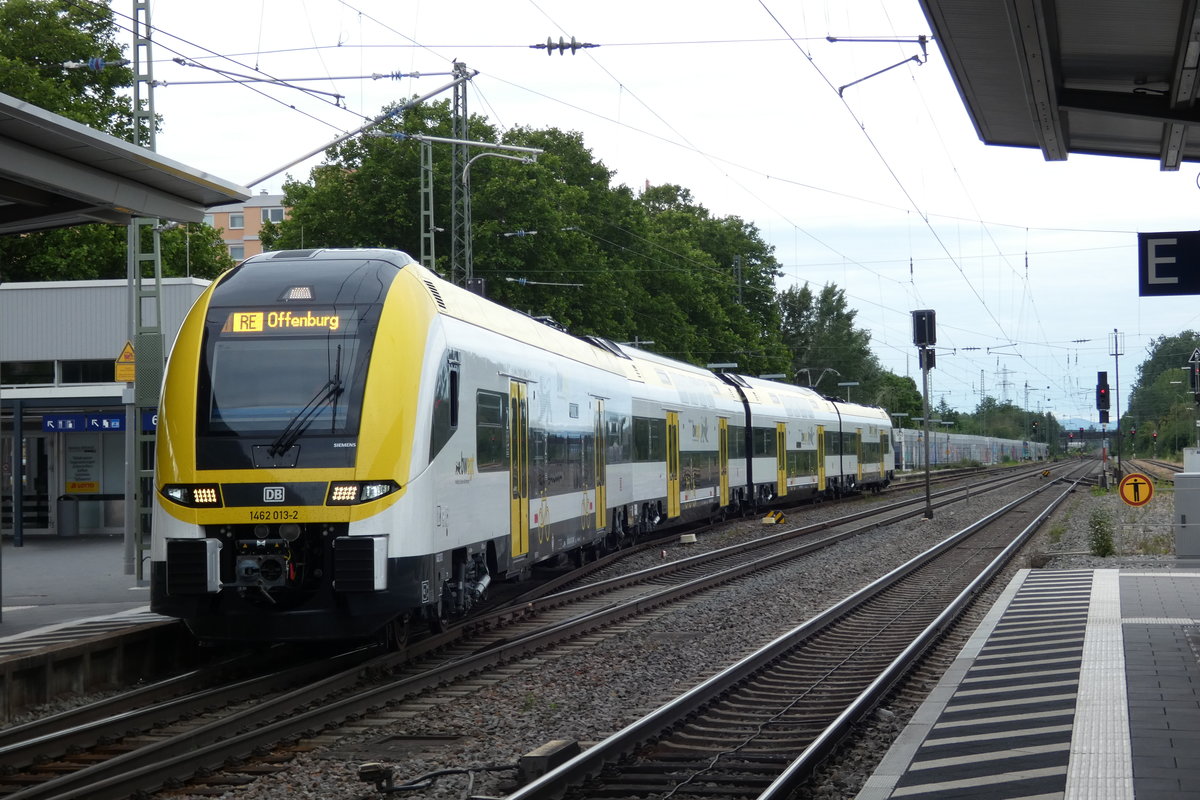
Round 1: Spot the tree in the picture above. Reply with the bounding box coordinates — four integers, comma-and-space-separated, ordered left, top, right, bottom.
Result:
0, 0, 133, 136
779, 283, 881, 391
266, 102, 793, 375
0, 0, 233, 280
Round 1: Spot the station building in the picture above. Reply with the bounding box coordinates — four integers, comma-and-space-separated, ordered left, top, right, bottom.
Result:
0, 279, 208, 536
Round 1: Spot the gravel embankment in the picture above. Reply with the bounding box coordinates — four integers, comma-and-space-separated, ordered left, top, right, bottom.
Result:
156, 471, 1179, 800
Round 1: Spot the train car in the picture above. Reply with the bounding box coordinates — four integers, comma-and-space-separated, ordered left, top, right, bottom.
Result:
893, 428, 1049, 470
616, 346, 745, 530
151, 248, 895, 644
715, 375, 893, 502
151, 249, 640, 641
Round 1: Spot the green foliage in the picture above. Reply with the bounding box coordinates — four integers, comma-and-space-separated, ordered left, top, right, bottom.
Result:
1088, 509, 1115, 557
267, 102, 800, 378
0, 1, 228, 282
0, 223, 234, 282
0, 0, 134, 135
0, 6, 922, 399
1122, 330, 1200, 459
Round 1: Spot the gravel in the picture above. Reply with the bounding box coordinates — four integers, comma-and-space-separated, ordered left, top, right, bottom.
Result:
152, 470, 1181, 800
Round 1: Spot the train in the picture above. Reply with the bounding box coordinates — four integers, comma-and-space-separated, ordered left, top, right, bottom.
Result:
150, 248, 895, 643
893, 428, 1049, 469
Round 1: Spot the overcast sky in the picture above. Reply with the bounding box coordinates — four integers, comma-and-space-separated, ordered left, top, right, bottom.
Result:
116, 0, 1200, 425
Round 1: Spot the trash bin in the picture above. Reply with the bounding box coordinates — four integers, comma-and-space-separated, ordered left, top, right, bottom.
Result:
57, 495, 79, 537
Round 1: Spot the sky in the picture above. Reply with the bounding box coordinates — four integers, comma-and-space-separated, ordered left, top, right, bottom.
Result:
108, 0, 1200, 426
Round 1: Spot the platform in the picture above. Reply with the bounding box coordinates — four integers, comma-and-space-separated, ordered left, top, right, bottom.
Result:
858, 568, 1200, 799
0, 535, 159, 646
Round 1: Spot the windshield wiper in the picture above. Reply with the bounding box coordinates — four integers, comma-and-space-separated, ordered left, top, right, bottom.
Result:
268, 345, 344, 457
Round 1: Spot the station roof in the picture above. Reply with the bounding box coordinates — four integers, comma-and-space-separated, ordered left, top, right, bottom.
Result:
918, 0, 1200, 169
0, 91, 249, 235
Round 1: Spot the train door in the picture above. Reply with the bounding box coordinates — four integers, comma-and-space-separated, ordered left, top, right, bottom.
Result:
816, 425, 827, 491
509, 380, 530, 560
718, 417, 729, 507
666, 411, 680, 518
775, 422, 787, 498
856, 427, 864, 482
594, 399, 606, 531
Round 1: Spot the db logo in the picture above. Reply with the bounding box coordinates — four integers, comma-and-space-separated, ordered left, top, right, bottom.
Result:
263, 486, 285, 503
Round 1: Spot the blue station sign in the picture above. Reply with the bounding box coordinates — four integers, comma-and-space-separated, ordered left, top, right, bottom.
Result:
42, 414, 84, 432
42, 413, 128, 432
1138, 231, 1200, 296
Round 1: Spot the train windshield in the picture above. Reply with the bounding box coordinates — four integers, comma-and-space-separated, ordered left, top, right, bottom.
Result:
198, 309, 371, 438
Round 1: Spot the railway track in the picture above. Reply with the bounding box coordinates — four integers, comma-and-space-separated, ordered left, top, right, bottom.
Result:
0, 462, 1068, 800
506, 461, 1093, 800
1125, 457, 1182, 484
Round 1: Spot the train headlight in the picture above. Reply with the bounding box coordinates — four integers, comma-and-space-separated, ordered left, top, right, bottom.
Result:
161, 484, 223, 507
326, 480, 399, 505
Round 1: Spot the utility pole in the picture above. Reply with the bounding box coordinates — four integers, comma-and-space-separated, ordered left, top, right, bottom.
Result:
450, 61, 471, 286
125, 0, 164, 580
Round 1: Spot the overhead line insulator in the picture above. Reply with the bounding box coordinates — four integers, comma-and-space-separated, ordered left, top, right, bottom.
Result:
530, 36, 598, 55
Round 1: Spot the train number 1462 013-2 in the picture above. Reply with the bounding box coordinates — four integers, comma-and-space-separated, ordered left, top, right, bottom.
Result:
249, 509, 299, 521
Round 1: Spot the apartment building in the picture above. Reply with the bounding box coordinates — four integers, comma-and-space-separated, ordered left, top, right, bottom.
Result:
205, 190, 288, 260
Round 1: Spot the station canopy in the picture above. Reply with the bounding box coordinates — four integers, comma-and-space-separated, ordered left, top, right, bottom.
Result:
0, 91, 248, 236
918, 0, 1200, 170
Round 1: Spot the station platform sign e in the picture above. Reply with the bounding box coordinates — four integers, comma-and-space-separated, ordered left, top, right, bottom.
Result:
1139, 231, 1200, 296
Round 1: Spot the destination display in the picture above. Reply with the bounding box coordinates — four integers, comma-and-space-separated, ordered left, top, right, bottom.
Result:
224, 310, 343, 333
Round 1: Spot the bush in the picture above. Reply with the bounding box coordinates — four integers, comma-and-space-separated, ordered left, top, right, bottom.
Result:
1089, 509, 1115, 557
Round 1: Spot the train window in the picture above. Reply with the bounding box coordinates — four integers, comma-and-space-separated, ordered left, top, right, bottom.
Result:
429, 359, 458, 460
476, 391, 507, 472
788, 449, 818, 476
751, 427, 776, 457
633, 416, 666, 462
203, 336, 362, 436
605, 412, 631, 463
728, 425, 746, 459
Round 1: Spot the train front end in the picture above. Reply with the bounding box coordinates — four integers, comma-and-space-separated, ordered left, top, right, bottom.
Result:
150, 249, 434, 642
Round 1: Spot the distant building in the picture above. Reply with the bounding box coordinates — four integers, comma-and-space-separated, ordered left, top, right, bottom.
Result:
206, 190, 288, 261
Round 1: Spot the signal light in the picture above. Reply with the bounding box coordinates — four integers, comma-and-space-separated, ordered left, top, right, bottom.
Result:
1096, 371, 1110, 410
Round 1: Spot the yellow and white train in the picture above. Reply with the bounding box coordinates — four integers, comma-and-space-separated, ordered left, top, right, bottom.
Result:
151, 249, 894, 642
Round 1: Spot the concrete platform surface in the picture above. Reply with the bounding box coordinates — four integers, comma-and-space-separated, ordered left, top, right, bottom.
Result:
0, 536, 151, 640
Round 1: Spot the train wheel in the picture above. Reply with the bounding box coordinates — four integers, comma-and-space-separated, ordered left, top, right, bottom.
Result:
427, 601, 450, 634
383, 616, 411, 651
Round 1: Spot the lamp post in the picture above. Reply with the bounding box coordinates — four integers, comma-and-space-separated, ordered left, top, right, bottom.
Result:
837, 381, 860, 401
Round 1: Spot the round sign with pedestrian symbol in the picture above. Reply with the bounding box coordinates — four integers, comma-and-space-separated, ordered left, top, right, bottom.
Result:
1118, 472, 1154, 507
